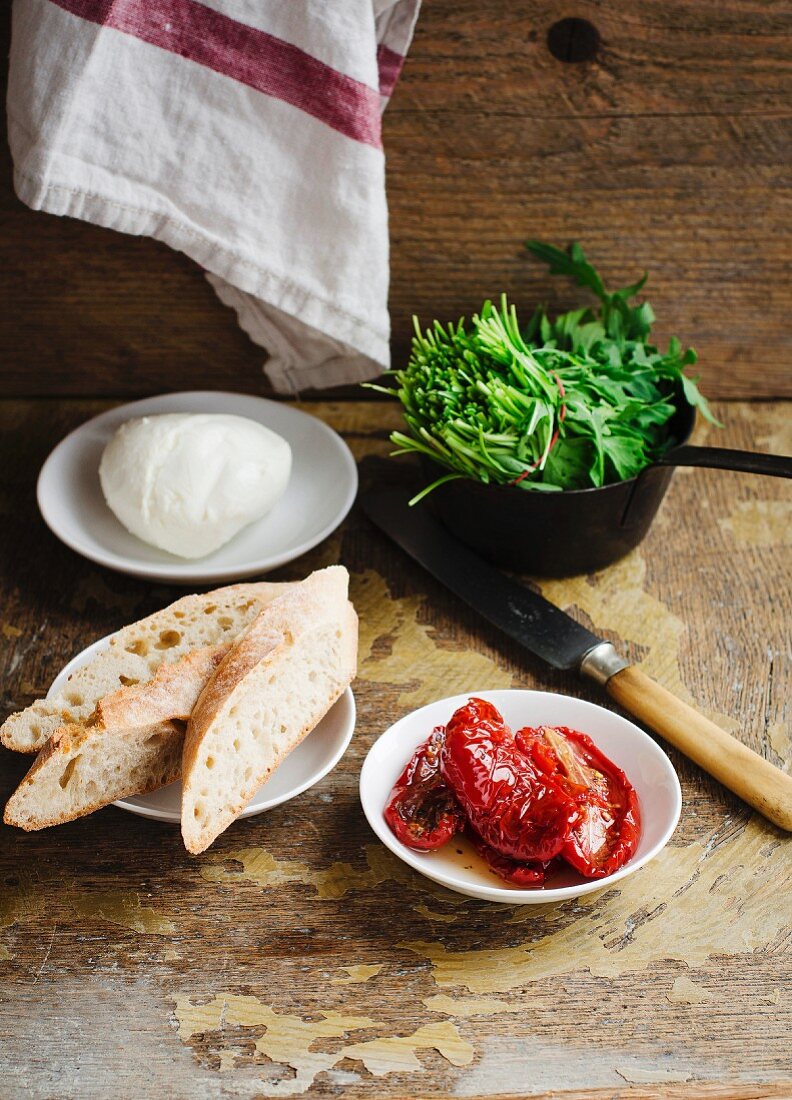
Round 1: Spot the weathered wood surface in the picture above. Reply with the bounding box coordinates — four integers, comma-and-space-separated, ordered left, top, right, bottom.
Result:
1, 3, 791, 398
0, 398, 790, 1099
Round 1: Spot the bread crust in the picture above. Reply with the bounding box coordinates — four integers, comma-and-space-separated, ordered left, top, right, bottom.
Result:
181, 567, 357, 853
3, 720, 184, 830
96, 645, 227, 727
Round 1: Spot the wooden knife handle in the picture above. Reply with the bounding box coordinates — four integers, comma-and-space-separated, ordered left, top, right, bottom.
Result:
607, 664, 792, 831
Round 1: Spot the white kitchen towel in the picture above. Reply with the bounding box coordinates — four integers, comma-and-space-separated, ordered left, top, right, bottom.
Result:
7, 0, 419, 392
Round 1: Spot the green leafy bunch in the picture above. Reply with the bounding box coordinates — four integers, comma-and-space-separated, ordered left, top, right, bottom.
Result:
370, 242, 719, 501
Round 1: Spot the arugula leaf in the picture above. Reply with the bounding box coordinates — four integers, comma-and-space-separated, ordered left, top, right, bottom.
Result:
525, 241, 608, 302
601, 433, 649, 481
543, 437, 593, 489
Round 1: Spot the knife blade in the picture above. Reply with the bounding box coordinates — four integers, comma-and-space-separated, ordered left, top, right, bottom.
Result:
360, 485, 621, 675
359, 483, 792, 831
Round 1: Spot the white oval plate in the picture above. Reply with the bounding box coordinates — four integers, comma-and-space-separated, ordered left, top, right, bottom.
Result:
37, 391, 358, 584
50, 634, 356, 823
360, 689, 681, 904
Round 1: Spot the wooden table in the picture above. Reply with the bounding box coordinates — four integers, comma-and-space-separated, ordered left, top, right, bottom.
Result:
1, 398, 790, 1100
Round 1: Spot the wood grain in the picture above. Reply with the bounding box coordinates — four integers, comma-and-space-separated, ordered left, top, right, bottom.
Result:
0, 397, 790, 1099
1, 3, 791, 397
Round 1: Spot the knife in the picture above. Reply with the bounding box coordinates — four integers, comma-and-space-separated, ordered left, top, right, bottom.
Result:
360, 485, 792, 832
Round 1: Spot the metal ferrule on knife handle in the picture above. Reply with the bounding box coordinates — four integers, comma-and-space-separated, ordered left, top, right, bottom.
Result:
579, 642, 629, 684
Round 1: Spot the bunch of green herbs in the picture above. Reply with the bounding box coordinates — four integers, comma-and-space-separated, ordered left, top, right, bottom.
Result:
370, 242, 719, 502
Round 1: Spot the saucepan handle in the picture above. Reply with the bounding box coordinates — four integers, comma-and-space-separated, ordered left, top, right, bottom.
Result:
654, 444, 792, 479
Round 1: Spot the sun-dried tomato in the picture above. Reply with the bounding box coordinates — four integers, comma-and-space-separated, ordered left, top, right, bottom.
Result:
466, 827, 553, 887
383, 726, 466, 850
441, 698, 581, 863
516, 725, 641, 879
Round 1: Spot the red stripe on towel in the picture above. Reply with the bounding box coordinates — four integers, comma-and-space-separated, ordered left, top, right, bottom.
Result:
377, 44, 405, 98
48, 0, 383, 148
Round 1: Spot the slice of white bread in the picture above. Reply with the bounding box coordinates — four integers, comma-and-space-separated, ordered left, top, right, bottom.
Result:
1, 581, 292, 754
3, 720, 185, 831
181, 565, 358, 854
3, 646, 232, 831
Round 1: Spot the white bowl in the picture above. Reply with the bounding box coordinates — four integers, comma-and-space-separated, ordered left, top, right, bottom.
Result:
50, 634, 355, 823
360, 689, 681, 904
37, 391, 358, 584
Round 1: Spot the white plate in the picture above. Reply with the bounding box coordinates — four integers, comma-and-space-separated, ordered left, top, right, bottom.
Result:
360, 689, 681, 904
37, 391, 358, 584
50, 634, 356, 823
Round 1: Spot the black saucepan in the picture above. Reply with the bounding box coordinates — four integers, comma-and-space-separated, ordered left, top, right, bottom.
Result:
420, 399, 792, 576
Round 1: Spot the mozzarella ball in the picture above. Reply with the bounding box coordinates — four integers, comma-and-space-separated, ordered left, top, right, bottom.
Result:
99, 413, 292, 558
